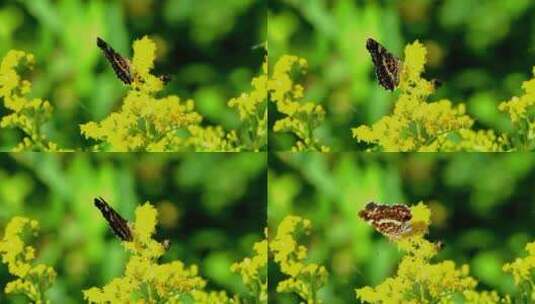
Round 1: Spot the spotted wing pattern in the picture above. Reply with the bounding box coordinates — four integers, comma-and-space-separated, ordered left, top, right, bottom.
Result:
358, 201, 412, 239
94, 197, 133, 242
96, 37, 133, 85
365, 38, 402, 91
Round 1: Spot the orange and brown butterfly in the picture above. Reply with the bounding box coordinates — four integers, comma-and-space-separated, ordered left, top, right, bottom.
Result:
358, 201, 413, 240
96, 37, 171, 86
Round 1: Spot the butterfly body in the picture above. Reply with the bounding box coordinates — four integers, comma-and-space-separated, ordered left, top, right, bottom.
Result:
358, 201, 412, 240
94, 197, 133, 242
366, 38, 402, 91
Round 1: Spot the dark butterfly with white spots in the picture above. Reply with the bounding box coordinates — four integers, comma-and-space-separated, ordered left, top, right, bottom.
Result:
93, 197, 133, 241
96, 37, 171, 86
366, 38, 402, 91
366, 38, 443, 91
93, 197, 171, 249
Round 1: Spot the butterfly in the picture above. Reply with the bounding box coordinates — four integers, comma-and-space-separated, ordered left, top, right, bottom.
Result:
93, 197, 133, 242
366, 38, 444, 91
96, 37, 171, 85
96, 37, 134, 85
366, 38, 402, 91
358, 201, 412, 240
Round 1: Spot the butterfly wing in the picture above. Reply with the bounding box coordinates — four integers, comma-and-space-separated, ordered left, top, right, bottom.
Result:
366, 38, 401, 91
358, 201, 412, 239
96, 37, 134, 85
94, 197, 133, 241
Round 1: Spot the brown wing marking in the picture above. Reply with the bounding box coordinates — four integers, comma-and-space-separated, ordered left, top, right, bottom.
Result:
365, 38, 401, 91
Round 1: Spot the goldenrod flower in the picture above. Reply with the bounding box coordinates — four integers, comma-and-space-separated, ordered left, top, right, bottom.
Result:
83, 202, 206, 303
228, 58, 267, 150
84, 201, 265, 303
190, 290, 235, 304
355, 203, 498, 303
463, 290, 505, 304
498, 67, 535, 150
269, 55, 330, 151
184, 125, 240, 152
80, 91, 203, 151
352, 41, 494, 152
436, 129, 505, 152
271, 216, 328, 303
231, 231, 267, 303
130, 36, 167, 93
503, 240, 535, 302
82, 36, 268, 152
0, 50, 62, 151
0, 217, 56, 303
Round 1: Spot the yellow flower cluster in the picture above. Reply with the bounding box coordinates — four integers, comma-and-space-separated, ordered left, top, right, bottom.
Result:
0, 216, 56, 304
190, 290, 236, 304
183, 124, 239, 152
269, 44, 535, 151
80, 37, 205, 152
356, 203, 506, 304
83, 203, 206, 303
270, 216, 328, 303
353, 41, 481, 151
80, 36, 267, 152
80, 91, 203, 152
228, 59, 268, 151
0, 204, 268, 303
503, 241, 535, 300
130, 36, 168, 94
463, 290, 505, 304
498, 68, 535, 123
0, 50, 61, 151
230, 231, 268, 303
498, 67, 535, 150
269, 55, 329, 151
437, 129, 504, 152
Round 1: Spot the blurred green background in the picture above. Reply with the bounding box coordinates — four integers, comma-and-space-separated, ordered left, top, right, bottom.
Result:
0, 0, 266, 150
0, 152, 266, 303
268, 0, 535, 151
269, 152, 535, 303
